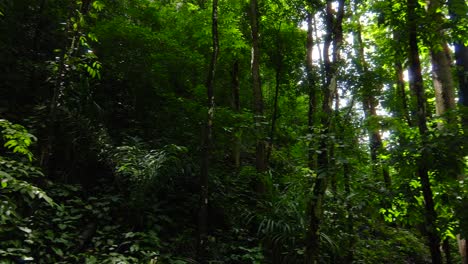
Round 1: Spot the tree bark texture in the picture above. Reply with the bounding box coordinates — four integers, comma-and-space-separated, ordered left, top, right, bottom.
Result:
306, 12, 318, 171
395, 60, 412, 126
407, 0, 442, 262
428, 0, 456, 118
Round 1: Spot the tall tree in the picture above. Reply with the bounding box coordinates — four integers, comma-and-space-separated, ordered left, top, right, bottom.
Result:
250, 0, 267, 182
306, 11, 318, 170
231, 60, 241, 168
305, 0, 345, 262
407, 0, 442, 262
427, 0, 456, 120
198, 0, 219, 260
394, 31, 412, 126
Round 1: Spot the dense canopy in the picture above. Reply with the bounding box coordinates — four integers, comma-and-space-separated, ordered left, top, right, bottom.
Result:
0, 0, 467, 263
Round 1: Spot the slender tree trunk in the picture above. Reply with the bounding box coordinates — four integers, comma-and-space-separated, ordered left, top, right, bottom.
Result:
395, 60, 412, 126
443, 238, 453, 264
343, 163, 354, 264
306, 12, 318, 170
305, 1, 344, 262
267, 67, 280, 164
231, 60, 241, 168
313, 16, 326, 87
198, 0, 219, 261
407, 0, 442, 262
250, 0, 267, 189
266, 23, 284, 165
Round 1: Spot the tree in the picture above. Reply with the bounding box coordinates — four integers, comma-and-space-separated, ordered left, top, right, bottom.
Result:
305, 0, 345, 262
407, 0, 442, 261
198, 0, 219, 261
426, 0, 456, 120
250, 0, 267, 187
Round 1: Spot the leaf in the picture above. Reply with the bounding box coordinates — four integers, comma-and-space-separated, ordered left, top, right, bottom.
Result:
52, 247, 64, 257
18, 226, 32, 233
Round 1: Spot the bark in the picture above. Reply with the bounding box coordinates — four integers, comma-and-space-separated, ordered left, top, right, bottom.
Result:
395, 60, 412, 126
198, 0, 219, 261
267, 66, 280, 164
250, 0, 267, 183
306, 12, 318, 170
231, 60, 241, 168
428, 0, 456, 119
407, 0, 442, 262
305, 1, 344, 262
443, 238, 453, 264
458, 235, 468, 264
266, 24, 283, 165
431, 43, 456, 116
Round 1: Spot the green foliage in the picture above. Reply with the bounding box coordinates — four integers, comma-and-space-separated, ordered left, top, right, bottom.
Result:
0, 120, 54, 262
111, 139, 187, 209
1, 0, 466, 263
0, 120, 37, 161
354, 225, 430, 263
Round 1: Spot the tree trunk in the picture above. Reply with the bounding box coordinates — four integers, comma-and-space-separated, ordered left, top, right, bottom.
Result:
306, 12, 318, 170
407, 0, 442, 262
305, 1, 344, 262
198, 0, 219, 261
443, 238, 453, 264
430, 43, 456, 116
266, 23, 283, 165
250, 0, 267, 189
267, 66, 280, 164
428, 0, 456, 120
458, 235, 468, 264
395, 60, 412, 126
231, 60, 241, 168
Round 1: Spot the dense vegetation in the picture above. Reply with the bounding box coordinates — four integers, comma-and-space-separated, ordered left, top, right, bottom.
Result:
0, 0, 467, 263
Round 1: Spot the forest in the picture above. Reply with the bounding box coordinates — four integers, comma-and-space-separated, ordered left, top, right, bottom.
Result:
0, 0, 467, 263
